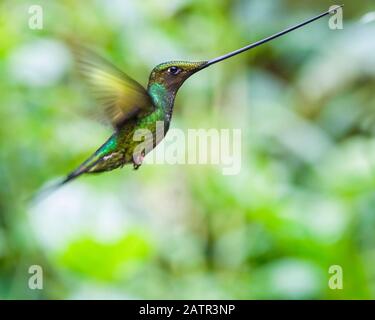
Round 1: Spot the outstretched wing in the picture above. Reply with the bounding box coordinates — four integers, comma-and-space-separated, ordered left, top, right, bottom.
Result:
71, 44, 154, 129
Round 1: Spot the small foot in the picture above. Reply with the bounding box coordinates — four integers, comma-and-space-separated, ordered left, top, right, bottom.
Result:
132, 151, 145, 170
133, 163, 141, 170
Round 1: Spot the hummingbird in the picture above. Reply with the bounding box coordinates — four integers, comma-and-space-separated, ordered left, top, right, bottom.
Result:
39, 6, 341, 195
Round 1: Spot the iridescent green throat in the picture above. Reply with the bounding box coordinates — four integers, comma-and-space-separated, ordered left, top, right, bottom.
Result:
147, 82, 176, 120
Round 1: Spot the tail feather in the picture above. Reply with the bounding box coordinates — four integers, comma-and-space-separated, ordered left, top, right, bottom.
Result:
30, 156, 105, 203
30, 136, 115, 204
30, 167, 88, 204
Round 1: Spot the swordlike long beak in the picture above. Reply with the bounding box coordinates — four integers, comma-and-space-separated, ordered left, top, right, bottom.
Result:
199, 5, 343, 70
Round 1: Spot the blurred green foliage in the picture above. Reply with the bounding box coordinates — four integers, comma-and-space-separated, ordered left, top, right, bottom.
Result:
1, 0, 375, 299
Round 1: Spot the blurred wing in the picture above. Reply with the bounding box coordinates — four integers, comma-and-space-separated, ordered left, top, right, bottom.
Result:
72, 44, 153, 129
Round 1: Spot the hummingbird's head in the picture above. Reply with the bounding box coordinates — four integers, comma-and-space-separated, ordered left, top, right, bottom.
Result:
148, 61, 207, 93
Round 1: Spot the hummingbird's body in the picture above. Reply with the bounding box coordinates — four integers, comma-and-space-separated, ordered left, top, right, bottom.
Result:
38, 7, 340, 194
62, 60, 205, 183
77, 96, 165, 174
76, 88, 166, 176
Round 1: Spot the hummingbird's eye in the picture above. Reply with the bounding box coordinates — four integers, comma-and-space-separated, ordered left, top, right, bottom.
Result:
168, 66, 181, 75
